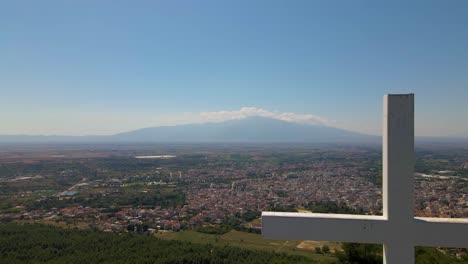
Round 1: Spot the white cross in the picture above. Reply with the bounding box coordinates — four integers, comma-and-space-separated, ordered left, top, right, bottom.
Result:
262, 94, 468, 264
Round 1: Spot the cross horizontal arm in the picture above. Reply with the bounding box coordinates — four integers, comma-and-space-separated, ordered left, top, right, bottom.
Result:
412, 217, 468, 248
262, 212, 387, 244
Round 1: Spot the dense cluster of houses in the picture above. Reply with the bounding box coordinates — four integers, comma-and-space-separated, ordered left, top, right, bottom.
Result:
2, 159, 466, 232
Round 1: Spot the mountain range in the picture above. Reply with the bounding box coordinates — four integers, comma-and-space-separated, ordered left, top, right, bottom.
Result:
2, 116, 466, 144
0, 117, 377, 143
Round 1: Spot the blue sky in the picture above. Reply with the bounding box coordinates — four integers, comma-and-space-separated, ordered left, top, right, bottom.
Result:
1, 0, 467, 136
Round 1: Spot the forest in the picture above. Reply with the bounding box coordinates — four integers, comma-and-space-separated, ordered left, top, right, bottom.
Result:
0, 223, 312, 264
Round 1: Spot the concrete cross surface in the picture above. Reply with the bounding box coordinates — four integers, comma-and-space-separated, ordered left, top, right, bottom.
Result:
262, 94, 468, 264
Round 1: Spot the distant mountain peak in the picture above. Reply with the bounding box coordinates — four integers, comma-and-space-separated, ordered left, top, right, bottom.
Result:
111, 116, 374, 143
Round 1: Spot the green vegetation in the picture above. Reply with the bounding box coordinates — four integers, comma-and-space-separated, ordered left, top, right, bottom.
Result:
336, 243, 467, 264
415, 247, 468, 264
25, 187, 185, 211
308, 201, 363, 215
236, 210, 261, 222
415, 148, 468, 177
196, 225, 232, 235
336, 243, 382, 264
0, 223, 314, 264
194, 211, 262, 235
156, 229, 338, 263
315, 247, 322, 254
267, 205, 298, 212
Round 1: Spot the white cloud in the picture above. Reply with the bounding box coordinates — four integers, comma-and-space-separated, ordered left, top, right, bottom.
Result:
199, 107, 333, 126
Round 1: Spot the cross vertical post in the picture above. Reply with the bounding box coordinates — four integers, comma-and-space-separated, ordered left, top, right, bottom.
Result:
382, 94, 414, 263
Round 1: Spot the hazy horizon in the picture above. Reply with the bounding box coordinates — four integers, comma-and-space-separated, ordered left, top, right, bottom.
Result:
0, 115, 467, 141
1, 1, 467, 137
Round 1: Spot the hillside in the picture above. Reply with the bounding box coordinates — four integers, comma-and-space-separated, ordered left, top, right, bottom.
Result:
0, 223, 312, 264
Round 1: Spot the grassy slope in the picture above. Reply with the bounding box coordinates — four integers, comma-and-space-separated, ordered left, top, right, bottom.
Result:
155, 230, 338, 263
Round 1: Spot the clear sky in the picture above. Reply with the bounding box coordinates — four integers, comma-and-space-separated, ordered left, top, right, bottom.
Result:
1, 0, 467, 137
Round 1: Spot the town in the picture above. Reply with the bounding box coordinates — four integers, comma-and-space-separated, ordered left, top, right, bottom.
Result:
1, 143, 466, 235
